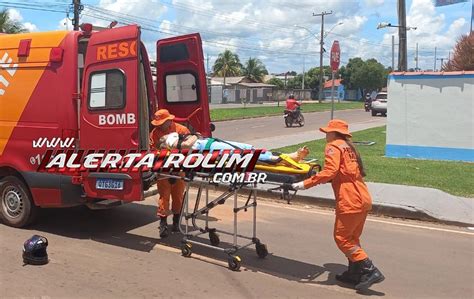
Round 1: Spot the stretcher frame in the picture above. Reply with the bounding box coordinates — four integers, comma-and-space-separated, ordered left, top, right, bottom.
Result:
158, 172, 268, 271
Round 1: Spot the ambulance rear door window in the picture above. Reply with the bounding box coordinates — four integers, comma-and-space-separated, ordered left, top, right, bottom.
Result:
88, 69, 126, 110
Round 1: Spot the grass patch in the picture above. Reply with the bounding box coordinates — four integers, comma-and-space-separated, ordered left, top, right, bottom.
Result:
274, 126, 474, 198
210, 102, 363, 121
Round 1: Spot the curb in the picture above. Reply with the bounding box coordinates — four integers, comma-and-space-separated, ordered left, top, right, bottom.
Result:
208, 184, 472, 227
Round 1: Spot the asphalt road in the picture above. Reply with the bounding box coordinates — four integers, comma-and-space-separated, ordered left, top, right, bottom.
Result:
213, 109, 386, 144
1, 192, 473, 298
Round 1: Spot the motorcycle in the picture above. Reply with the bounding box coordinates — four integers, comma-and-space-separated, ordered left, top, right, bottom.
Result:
364, 100, 372, 112
364, 93, 372, 112
284, 107, 305, 127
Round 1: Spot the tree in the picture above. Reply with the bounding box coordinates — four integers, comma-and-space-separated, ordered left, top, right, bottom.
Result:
265, 77, 284, 88
0, 9, 28, 33
351, 58, 386, 94
339, 57, 365, 90
213, 50, 242, 78
242, 57, 268, 82
212, 50, 242, 103
443, 32, 474, 71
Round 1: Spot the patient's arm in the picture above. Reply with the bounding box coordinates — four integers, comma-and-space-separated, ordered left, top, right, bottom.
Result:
179, 135, 199, 149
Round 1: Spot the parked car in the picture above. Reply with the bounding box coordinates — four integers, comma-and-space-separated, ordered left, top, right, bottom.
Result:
371, 92, 387, 116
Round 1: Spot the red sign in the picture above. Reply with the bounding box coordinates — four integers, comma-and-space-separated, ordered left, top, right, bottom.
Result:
330, 40, 340, 72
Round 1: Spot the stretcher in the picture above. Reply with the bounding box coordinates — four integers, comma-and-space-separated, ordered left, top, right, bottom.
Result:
154, 153, 320, 271
254, 153, 321, 203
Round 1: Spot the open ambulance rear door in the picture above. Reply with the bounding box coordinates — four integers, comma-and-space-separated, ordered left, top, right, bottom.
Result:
79, 25, 145, 201
156, 33, 212, 137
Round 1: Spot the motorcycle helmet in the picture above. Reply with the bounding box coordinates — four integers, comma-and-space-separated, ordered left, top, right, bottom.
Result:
289, 94, 295, 99
23, 235, 49, 265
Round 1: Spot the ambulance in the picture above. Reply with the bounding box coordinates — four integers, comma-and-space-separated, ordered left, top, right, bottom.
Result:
0, 24, 212, 227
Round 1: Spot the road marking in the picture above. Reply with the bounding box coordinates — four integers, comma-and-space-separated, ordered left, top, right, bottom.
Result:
254, 200, 474, 236
250, 125, 265, 129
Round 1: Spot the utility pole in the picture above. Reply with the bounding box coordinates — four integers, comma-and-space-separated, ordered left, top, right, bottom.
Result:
397, 0, 407, 71
437, 57, 446, 71
434, 46, 437, 71
206, 53, 211, 103
313, 11, 332, 102
415, 42, 419, 71
302, 56, 305, 90
392, 35, 395, 70
72, 0, 82, 31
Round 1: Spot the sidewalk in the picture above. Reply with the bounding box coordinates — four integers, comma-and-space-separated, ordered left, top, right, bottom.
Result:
256, 182, 474, 226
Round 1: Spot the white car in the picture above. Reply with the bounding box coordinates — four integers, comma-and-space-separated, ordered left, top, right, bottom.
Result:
371, 92, 387, 116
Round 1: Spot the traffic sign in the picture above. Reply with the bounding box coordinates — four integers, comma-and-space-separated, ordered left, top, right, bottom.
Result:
330, 40, 340, 72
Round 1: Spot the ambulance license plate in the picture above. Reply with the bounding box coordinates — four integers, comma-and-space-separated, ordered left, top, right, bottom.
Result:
96, 179, 124, 190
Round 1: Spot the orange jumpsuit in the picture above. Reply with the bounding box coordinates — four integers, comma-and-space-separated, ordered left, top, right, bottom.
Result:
150, 122, 190, 217
303, 139, 372, 262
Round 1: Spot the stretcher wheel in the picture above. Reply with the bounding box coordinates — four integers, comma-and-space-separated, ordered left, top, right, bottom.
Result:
209, 232, 220, 247
256, 243, 268, 259
228, 256, 241, 271
181, 243, 192, 257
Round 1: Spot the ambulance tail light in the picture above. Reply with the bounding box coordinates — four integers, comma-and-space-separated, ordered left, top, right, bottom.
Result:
18, 39, 31, 57
50, 47, 64, 62
71, 176, 83, 185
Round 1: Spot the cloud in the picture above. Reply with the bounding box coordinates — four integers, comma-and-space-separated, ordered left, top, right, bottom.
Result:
23, 22, 38, 32
7, 8, 39, 32
365, 0, 384, 7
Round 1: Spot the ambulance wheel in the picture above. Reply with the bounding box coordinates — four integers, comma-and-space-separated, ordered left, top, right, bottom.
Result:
209, 231, 220, 246
228, 256, 241, 271
256, 243, 268, 258
0, 176, 37, 228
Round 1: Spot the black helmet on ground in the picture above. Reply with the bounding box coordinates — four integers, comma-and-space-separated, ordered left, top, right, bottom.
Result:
23, 235, 49, 265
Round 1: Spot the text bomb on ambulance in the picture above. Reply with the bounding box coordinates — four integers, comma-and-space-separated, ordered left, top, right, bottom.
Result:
37, 149, 263, 173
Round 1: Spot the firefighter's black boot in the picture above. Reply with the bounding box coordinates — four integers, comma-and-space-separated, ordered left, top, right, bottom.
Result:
159, 216, 169, 238
172, 214, 180, 232
335, 260, 360, 284
355, 258, 385, 291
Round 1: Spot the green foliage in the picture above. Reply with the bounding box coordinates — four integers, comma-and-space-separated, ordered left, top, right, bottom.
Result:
339, 58, 387, 93
242, 57, 268, 82
265, 77, 284, 88
213, 50, 242, 78
274, 126, 474, 197
0, 9, 28, 33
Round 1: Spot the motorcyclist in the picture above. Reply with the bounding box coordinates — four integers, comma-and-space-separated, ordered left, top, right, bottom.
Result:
285, 94, 301, 117
364, 93, 372, 112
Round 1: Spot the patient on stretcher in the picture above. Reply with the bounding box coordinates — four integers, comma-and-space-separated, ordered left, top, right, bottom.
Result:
158, 133, 309, 164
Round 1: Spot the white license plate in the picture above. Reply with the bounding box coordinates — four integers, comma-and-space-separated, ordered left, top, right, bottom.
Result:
96, 179, 124, 190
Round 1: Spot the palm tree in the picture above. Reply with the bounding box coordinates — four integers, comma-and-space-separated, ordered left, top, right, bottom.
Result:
242, 57, 268, 82
0, 9, 28, 33
213, 49, 242, 87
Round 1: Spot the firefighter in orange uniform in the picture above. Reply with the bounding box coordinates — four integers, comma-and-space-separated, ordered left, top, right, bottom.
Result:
150, 109, 190, 238
291, 119, 384, 290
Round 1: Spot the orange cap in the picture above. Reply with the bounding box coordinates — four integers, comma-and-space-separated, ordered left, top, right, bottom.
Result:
151, 109, 175, 126
319, 119, 352, 137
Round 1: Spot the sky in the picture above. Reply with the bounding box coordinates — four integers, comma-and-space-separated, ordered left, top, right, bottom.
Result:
1, 0, 472, 74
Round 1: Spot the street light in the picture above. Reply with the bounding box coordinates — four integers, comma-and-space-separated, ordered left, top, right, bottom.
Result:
377, 21, 417, 71
377, 22, 417, 30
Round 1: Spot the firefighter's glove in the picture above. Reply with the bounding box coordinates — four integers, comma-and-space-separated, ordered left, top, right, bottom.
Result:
291, 181, 305, 190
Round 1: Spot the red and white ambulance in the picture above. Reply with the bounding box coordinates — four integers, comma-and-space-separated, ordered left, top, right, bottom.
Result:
0, 24, 212, 227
